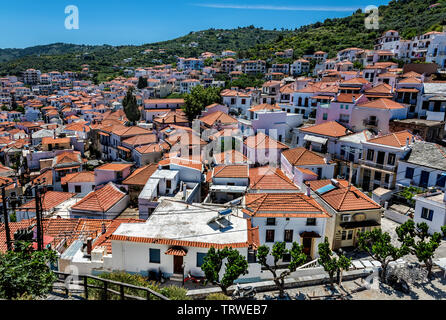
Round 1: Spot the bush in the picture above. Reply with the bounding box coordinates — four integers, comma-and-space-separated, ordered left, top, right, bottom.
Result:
160, 285, 190, 300
206, 293, 230, 300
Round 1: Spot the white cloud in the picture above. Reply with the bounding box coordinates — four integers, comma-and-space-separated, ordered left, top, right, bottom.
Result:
191, 3, 359, 12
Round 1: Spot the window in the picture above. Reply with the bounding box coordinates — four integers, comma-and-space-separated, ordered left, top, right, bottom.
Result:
74, 185, 82, 193
341, 214, 351, 222
385, 174, 390, 184
341, 231, 347, 240
166, 179, 171, 189
196, 252, 206, 267
340, 105, 344, 109
306, 218, 316, 226
387, 153, 396, 166
266, 230, 275, 242
366, 149, 374, 161
149, 249, 160, 263
323, 113, 328, 120
284, 230, 293, 242
436, 174, 446, 188
374, 171, 382, 181
405, 167, 414, 179
345, 105, 349, 110
266, 218, 276, 226
347, 230, 353, 240
421, 207, 434, 221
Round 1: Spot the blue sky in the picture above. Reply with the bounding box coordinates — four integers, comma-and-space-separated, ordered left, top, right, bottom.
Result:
1, 0, 390, 48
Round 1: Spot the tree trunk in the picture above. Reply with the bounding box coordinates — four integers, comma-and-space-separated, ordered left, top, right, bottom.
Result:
275, 278, 285, 298
426, 259, 433, 279
338, 269, 344, 287
219, 285, 228, 296
380, 262, 388, 284
329, 272, 335, 290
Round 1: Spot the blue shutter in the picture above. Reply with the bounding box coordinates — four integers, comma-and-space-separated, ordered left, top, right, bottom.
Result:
197, 252, 206, 267
149, 249, 160, 263
436, 173, 446, 188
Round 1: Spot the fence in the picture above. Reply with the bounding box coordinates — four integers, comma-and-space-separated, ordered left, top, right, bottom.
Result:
53, 271, 169, 300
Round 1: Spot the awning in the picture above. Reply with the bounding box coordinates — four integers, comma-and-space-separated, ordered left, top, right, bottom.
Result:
117, 145, 131, 152
339, 220, 380, 229
98, 131, 110, 137
165, 247, 187, 256
304, 134, 328, 145
300, 231, 321, 238
55, 166, 80, 171
429, 96, 446, 101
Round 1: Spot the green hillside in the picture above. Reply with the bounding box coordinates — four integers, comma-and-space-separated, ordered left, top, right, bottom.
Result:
0, 0, 445, 79
245, 0, 446, 60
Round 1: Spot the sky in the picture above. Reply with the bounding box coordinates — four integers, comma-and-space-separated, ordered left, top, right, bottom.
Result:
0, 0, 390, 48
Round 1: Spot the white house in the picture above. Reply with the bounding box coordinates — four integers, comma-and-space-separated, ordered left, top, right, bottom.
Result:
413, 191, 446, 235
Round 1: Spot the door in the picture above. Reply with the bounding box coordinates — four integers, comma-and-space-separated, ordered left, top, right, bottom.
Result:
173, 256, 183, 274
376, 151, 385, 165
302, 237, 312, 257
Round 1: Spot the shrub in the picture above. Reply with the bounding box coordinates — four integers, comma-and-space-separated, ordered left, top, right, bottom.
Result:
160, 285, 190, 300
206, 293, 230, 300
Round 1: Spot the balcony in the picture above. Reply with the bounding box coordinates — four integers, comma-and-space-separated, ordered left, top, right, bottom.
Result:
359, 159, 396, 172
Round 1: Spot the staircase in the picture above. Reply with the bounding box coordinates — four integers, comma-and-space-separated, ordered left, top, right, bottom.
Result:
169, 273, 184, 282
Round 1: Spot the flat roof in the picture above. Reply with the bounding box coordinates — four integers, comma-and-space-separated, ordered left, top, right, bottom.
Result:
113, 200, 248, 245
151, 169, 179, 180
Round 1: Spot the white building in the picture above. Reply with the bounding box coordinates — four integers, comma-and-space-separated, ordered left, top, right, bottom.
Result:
413, 191, 446, 235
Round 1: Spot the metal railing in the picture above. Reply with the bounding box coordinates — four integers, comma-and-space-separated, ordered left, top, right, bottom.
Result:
53, 271, 169, 300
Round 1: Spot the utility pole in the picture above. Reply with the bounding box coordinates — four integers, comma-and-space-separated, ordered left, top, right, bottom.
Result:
1, 184, 12, 251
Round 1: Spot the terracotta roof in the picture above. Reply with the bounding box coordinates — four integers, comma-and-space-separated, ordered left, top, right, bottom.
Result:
122, 134, 157, 146
213, 164, 249, 179
71, 183, 127, 213
42, 137, 70, 145
122, 164, 158, 186
244, 193, 330, 218
357, 98, 406, 110
335, 93, 362, 103
365, 83, 393, 94
54, 151, 82, 166
299, 121, 351, 138
398, 77, 421, 84
96, 163, 133, 171
249, 166, 299, 190
244, 132, 289, 149
282, 147, 329, 166
213, 150, 248, 164
308, 179, 381, 212
199, 111, 237, 127
165, 247, 187, 256
248, 103, 281, 112
60, 171, 95, 185
367, 130, 419, 148
19, 191, 75, 213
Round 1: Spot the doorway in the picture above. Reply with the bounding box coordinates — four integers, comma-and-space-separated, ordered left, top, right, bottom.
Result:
173, 255, 183, 274
302, 237, 312, 257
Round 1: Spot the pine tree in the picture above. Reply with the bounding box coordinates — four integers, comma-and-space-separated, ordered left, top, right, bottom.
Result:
122, 87, 141, 124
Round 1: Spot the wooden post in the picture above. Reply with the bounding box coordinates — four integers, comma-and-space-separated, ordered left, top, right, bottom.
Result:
103, 281, 108, 300
120, 284, 125, 300
84, 276, 89, 300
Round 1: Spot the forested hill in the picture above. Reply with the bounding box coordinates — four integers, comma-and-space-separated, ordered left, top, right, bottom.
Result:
244, 0, 446, 59
0, 0, 445, 78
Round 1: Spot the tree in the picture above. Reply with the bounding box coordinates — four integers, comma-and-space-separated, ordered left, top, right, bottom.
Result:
256, 242, 307, 298
200, 247, 248, 296
317, 237, 351, 289
137, 76, 148, 89
357, 229, 409, 283
182, 85, 222, 121
0, 241, 57, 299
396, 220, 446, 279
122, 87, 140, 124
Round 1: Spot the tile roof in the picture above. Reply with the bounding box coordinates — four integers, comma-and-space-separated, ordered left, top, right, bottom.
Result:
19, 191, 75, 213
308, 179, 381, 212
96, 163, 133, 171
54, 151, 82, 166
244, 193, 330, 218
281, 147, 329, 166
71, 183, 127, 213
213, 164, 249, 178
357, 98, 406, 110
367, 130, 419, 148
244, 132, 289, 149
299, 121, 351, 138
122, 164, 158, 186
213, 150, 248, 164
249, 166, 299, 190
199, 111, 238, 126
122, 134, 157, 146
60, 171, 95, 185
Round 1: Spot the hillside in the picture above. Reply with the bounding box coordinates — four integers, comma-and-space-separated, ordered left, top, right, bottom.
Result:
0, 0, 445, 79
246, 0, 446, 59
0, 26, 288, 79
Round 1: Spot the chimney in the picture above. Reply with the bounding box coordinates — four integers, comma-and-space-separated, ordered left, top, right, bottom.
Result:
306, 184, 311, 197
309, 144, 313, 151
405, 137, 410, 148
86, 237, 93, 255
